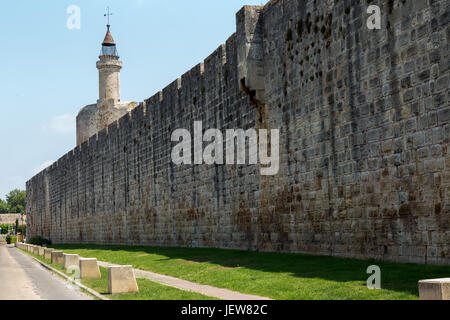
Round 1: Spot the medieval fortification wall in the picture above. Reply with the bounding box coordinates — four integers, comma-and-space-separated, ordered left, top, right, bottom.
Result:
27, 0, 450, 265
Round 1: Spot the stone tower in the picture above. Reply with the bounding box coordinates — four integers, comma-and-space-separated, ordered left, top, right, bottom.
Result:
97, 25, 122, 103
76, 24, 137, 146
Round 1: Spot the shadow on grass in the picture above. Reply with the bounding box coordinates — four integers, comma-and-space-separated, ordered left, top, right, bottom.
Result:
52, 244, 450, 297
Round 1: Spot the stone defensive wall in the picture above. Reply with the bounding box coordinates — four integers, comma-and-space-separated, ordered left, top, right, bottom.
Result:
27, 0, 449, 264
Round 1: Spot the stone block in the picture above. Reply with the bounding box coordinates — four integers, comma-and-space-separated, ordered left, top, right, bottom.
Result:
419, 278, 450, 300
38, 247, 45, 256
33, 246, 40, 255
63, 254, 80, 270
51, 251, 64, 264
44, 248, 54, 260
108, 266, 139, 294
79, 258, 101, 279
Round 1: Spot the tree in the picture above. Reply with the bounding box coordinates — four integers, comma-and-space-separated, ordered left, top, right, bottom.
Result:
6, 189, 26, 214
17, 224, 26, 236
0, 224, 9, 235
0, 199, 8, 213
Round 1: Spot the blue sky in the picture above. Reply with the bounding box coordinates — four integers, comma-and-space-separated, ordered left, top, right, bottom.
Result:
0, 0, 264, 199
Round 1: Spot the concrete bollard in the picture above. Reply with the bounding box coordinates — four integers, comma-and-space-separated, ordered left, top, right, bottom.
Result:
419, 278, 450, 300
44, 248, 54, 260
63, 254, 80, 270
27, 245, 33, 253
38, 247, 45, 256
33, 246, 40, 255
51, 251, 64, 264
79, 258, 101, 279
108, 266, 139, 294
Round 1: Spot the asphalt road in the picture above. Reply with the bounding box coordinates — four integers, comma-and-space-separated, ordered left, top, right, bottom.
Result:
0, 244, 92, 300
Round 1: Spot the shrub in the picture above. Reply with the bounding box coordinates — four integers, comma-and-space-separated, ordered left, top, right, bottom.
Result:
16, 225, 26, 236
29, 236, 51, 246
6, 235, 16, 244
0, 224, 11, 235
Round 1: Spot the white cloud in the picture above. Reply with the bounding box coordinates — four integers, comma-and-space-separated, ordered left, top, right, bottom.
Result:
42, 114, 76, 135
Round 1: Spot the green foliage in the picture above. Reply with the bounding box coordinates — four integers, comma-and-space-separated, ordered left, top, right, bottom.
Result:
0, 189, 26, 214
29, 236, 51, 246
0, 224, 11, 235
16, 224, 26, 236
6, 235, 16, 244
0, 199, 8, 213
5, 189, 26, 214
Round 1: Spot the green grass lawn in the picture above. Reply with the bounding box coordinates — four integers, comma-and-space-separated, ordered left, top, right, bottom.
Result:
19, 248, 215, 300
47, 244, 450, 300
83, 267, 216, 300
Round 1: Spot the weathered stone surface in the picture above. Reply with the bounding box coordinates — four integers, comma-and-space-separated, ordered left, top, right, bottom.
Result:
419, 278, 450, 300
26, 0, 450, 265
0, 214, 27, 225
63, 254, 80, 270
79, 258, 101, 279
44, 248, 54, 260
77, 100, 137, 147
108, 266, 139, 294
38, 247, 45, 256
51, 251, 64, 264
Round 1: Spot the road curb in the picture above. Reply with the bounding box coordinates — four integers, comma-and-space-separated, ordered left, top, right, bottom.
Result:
16, 248, 109, 301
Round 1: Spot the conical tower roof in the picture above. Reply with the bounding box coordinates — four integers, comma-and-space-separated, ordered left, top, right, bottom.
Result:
102, 25, 115, 46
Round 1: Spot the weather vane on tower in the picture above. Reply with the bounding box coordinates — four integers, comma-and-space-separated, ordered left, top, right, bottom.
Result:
104, 6, 113, 29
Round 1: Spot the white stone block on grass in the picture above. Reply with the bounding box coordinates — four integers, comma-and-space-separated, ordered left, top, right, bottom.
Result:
79, 258, 101, 279
63, 254, 80, 270
33, 246, 40, 255
44, 248, 54, 260
51, 251, 64, 264
108, 266, 139, 294
419, 278, 450, 300
38, 247, 45, 256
